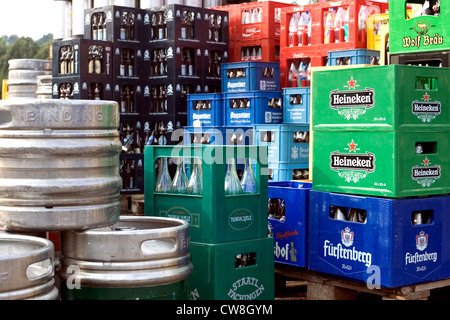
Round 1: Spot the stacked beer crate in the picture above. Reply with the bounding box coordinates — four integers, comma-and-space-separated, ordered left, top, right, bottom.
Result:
212, 1, 292, 63
51, 4, 230, 196
144, 144, 275, 300
51, 5, 148, 194
388, 0, 449, 67
308, 62, 450, 288
279, 0, 389, 89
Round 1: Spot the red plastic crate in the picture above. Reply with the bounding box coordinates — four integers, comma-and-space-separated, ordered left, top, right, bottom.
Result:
237, 1, 294, 42
234, 38, 280, 63
280, 53, 327, 88
280, 0, 388, 54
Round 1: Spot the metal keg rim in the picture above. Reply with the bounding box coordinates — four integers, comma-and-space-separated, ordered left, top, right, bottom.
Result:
8, 59, 52, 71
0, 98, 119, 130
70, 216, 190, 235
0, 232, 54, 261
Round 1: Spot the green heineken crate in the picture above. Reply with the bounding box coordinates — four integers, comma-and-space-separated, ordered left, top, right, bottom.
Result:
144, 145, 269, 243
389, 0, 449, 54
188, 237, 274, 300
312, 130, 449, 198
311, 65, 450, 131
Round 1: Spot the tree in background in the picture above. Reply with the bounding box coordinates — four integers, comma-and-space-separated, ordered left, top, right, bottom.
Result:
0, 34, 53, 98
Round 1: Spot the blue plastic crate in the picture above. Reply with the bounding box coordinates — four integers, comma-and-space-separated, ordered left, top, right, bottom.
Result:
183, 126, 253, 145
221, 61, 280, 92
328, 49, 380, 66
223, 91, 283, 126
253, 124, 309, 164
282, 87, 310, 124
187, 93, 224, 127
268, 181, 312, 267
268, 161, 309, 182
308, 190, 450, 288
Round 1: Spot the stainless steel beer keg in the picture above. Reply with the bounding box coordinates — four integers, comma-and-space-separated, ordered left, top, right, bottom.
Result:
58, 216, 193, 300
0, 99, 122, 232
36, 75, 53, 99
0, 233, 59, 300
7, 59, 52, 99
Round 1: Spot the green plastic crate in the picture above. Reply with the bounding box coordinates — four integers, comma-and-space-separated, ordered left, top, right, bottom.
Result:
188, 237, 275, 300
312, 130, 449, 198
144, 145, 269, 243
311, 65, 450, 131
389, 0, 450, 54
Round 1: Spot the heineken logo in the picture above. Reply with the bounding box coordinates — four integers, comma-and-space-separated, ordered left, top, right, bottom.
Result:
412, 92, 441, 122
330, 140, 375, 183
412, 157, 441, 187
329, 77, 375, 120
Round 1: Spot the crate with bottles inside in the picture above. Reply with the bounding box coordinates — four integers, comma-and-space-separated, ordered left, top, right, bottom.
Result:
327, 48, 380, 66
183, 126, 253, 146
308, 190, 450, 287
144, 80, 202, 117
232, 1, 293, 43
84, 5, 145, 43
142, 5, 229, 47
188, 237, 275, 300
268, 181, 312, 268
268, 161, 309, 182
112, 42, 146, 81
253, 123, 310, 164
144, 145, 268, 244
52, 38, 113, 78
51, 76, 113, 100
279, 0, 389, 55
235, 38, 281, 63
187, 92, 224, 127
223, 90, 283, 126
282, 86, 310, 123
389, 0, 447, 55
221, 61, 280, 92
311, 65, 450, 131
312, 129, 449, 198
390, 50, 450, 68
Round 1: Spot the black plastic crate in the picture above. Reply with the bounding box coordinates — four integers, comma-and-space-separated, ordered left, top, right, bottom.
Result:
52, 38, 113, 78
143, 4, 203, 45
84, 6, 145, 43
147, 41, 204, 81
390, 50, 450, 67
143, 78, 202, 116
112, 79, 144, 115
112, 42, 147, 80
51, 75, 113, 100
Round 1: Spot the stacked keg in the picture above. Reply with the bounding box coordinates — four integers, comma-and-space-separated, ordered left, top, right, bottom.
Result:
0, 98, 192, 300
7, 59, 52, 99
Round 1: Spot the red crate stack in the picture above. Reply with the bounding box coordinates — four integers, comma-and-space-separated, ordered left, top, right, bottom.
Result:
214, 1, 294, 62
279, 0, 388, 87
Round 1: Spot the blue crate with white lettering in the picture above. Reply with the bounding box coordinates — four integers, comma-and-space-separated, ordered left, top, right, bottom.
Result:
268, 161, 309, 182
268, 181, 312, 267
224, 91, 283, 126
221, 61, 280, 93
308, 190, 450, 288
183, 126, 253, 145
253, 124, 309, 164
187, 93, 224, 127
282, 87, 310, 124
328, 49, 380, 66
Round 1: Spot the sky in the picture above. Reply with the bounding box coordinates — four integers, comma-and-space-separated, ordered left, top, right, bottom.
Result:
0, 0, 55, 40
